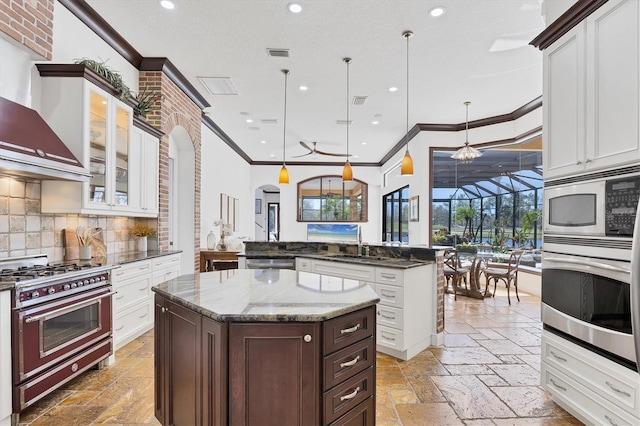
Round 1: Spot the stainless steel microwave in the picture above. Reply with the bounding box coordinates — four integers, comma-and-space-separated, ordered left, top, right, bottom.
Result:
544, 174, 640, 237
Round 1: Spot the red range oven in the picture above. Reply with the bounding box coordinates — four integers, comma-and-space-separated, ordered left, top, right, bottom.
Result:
1, 255, 117, 416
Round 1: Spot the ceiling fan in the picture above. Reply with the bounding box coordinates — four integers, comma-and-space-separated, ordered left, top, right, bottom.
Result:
292, 141, 351, 158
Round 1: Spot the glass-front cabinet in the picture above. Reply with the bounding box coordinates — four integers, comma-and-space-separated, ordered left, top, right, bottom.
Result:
39, 69, 158, 218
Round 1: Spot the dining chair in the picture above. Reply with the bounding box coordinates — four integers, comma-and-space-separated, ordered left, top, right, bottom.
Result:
443, 249, 470, 300
484, 250, 524, 305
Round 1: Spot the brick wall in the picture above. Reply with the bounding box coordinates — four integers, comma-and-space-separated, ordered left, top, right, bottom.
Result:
139, 71, 202, 272
436, 253, 445, 333
0, 0, 54, 60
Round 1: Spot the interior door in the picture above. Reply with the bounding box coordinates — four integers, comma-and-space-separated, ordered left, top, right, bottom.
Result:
268, 203, 279, 241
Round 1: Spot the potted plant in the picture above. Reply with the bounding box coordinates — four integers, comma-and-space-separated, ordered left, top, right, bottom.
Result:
456, 242, 478, 254
133, 85, 161, 118
130, 222, 155, 252
73, 58, 132, 101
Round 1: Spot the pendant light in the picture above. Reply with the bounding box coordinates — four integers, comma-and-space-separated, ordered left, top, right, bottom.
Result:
401, 31, 414, 176
451, 101, 483, 163
342, 57, 353, 182
278, 69, 290, 184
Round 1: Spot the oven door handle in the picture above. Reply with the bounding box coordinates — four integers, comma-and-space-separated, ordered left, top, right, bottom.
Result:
544, 257, 630, 274
24, 291, 118, 324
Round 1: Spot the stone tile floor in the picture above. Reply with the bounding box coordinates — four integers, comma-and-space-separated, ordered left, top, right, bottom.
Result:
18, 287, 582, 425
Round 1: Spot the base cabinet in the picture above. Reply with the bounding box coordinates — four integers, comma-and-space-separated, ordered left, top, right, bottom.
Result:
154, 294, 375, 425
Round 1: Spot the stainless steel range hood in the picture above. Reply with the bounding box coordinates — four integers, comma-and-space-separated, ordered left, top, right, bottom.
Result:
0, 96, 90, 181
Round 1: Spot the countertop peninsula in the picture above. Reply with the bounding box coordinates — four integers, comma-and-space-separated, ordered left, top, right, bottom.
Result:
152, 268, 380, 322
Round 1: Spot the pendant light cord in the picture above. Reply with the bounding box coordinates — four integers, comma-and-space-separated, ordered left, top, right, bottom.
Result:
403, 31, 413, 155
465, 101, 470, 147
346, 58, 351, 162
282, 70, 289, 165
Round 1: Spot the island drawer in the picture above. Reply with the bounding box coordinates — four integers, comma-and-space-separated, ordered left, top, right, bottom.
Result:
324, 336, 374, 390
323, 367, 374, 425
324, 307, 375, 354
329, 396, 374, 426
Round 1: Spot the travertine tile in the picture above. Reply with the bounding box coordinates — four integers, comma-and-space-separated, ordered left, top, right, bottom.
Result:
444, 333, 481, 347
477, 374, 509, 387
435, 347, 502, 365
431, 375, 515, 419
491, 386, 571, 418
444, 364, 495, 375
389, 388, 418, 404
489, 364, 541, 386
492, 327, 541, 347
396, 402, 464, 425
28, 406, 107, 426
376, 366, 410, 389
477, 339, 530, 355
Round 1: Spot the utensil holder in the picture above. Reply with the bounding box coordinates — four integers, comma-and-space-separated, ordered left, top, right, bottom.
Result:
79, 245, 92, 260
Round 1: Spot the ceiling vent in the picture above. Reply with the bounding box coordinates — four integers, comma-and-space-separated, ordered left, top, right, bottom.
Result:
197, 77, 238, 95
260, 119, 278, 124
336, 120, 353, 125
267, 48, 290, 58
352, 96, 367, 106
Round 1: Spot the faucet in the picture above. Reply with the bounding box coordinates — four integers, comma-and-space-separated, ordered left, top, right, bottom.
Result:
357, 226, 363, 256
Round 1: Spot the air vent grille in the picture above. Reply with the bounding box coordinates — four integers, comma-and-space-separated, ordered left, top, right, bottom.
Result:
543, 235, 632, 250
197, 77, 238, 95
267, 48, 290, 57
260, 119, 278, 124
336, 120, 353, 125
352, 96, 367, 105
546, 165, 640, 187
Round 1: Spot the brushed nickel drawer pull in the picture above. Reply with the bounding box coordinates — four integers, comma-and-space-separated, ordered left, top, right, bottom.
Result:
116, 325, 124, 331
380, 273, 396, 279
340, 386, 360, 401
380, 291, 395, 298
381, 313, 395, 320
139, 286, 147, 291
606, 381, 631, 397
340, 324, 360, 334
605, 414, 619, 426
340, 355, 360, 368
139, 313, 148, 319
549, 350, 567, 362
549, 378, 567, 392
381, 333, 396, 341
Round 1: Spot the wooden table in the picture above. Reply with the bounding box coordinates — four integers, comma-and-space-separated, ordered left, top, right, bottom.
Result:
199, 250, 240, 272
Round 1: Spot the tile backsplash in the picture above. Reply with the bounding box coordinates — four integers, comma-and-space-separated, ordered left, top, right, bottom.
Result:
0, 177, 157, 261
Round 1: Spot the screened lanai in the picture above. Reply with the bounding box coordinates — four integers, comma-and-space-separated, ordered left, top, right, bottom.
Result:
431, 142, 543, 249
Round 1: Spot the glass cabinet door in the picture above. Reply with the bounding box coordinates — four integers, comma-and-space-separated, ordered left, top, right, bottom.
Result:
89, 91, 108, 206
114, 104, 130, 207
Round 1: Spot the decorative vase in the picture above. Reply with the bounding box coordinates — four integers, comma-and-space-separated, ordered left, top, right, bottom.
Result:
137, 236, 148, 252
216, 235, 228, 251
206, 231, 216, 250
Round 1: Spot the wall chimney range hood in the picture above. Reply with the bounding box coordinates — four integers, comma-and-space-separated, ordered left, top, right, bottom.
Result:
0, 96, 90, 181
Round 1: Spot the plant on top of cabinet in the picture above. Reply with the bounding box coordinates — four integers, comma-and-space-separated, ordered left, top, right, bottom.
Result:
133, 85, 161, 118
73, 58, 132, 100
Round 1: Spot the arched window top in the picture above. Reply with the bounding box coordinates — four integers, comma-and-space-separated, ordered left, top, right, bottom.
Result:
297, 175, 368, 222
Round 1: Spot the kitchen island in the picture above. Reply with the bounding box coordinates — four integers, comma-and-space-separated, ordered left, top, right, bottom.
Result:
152, 269, 380, 426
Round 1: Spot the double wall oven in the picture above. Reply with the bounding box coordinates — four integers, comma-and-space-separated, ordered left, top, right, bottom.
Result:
543, 166, 640, 370
1, 255, 117, 418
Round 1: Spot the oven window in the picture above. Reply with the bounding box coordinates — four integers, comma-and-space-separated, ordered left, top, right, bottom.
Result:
548, 194, 597, 226
43, 304, 99, 352
542, 269, 631, 334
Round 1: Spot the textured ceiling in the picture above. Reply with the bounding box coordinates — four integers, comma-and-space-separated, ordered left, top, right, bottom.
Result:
85, 0, 545, 164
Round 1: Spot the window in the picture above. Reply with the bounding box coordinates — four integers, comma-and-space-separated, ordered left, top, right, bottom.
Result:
297, 175, 367, 222
382, 186, 409, 243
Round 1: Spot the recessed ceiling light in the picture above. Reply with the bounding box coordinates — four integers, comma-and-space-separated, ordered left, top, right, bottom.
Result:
429, 6, 446, 17
160, 0, 175, 10
372, 121, 379, 125
299, 85, 308, 91
260, 140, 267, 144
269, 154, 276, 158
353, 155, 359, 159
388, 87, 398, 92
362, 142, 367, 145
288, 2, 302, 13
246, 119, 253, 123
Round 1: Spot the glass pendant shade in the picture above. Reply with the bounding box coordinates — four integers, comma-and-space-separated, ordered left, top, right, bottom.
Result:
451, 143, 483, 163
401, 149, 414, 175
278, 165, 289, 184
342, 161, 353, 181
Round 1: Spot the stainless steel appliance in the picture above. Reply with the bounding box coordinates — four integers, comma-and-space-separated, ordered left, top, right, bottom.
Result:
542, 166, 640, 371
245, 257, 295, 270
1, 255, 116, 417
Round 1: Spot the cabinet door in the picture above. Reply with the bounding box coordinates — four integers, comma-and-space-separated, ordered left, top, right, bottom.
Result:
87, 89, 110, 208
543, 24, 586, 180
112, 100, 131, 209
229, 322, 321, 426
155, 296, 202, 426
202, 317, 227, 426
585, 0, 640, 170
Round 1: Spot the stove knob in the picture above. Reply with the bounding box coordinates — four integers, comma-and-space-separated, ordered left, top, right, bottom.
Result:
47, 287, 55, 295
63, 284, 71, 291
84, 279, 90, 285
89, 278, 96, 284
70, 282, 77, 289
100, 276, 107, 281
31, 291, 39, 299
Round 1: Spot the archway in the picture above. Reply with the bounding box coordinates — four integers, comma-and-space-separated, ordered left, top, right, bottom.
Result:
255, 184, 280, 241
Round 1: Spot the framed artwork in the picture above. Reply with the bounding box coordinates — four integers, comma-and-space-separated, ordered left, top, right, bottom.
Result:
307, 224, 358, 242
255, 199, 262, 214
220, 193, 240, 231
409, 196, 419, 221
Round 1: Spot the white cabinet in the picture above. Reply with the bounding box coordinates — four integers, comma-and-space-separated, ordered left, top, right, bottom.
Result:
297, 257, 437, 360
543, 0, 640, 180
112, 253, 181, 351
129, 126, 159, 216
541, 330, 640, 425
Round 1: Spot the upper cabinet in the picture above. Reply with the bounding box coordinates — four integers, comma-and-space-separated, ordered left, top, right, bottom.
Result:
543, 0, 640, 180
37, 65, 160, 217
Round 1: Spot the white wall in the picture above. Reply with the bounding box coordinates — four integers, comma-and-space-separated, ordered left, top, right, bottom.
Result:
250, 165, 382, 243
200, 124, 252, 246
0, 38, 33, 105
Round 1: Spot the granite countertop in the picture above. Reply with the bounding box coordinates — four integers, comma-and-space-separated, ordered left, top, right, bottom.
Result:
297, 254, 434, 269
152, 269, 380, 322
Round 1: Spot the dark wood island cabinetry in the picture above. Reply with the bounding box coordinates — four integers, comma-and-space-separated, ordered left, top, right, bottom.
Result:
153, 269, 379, 426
